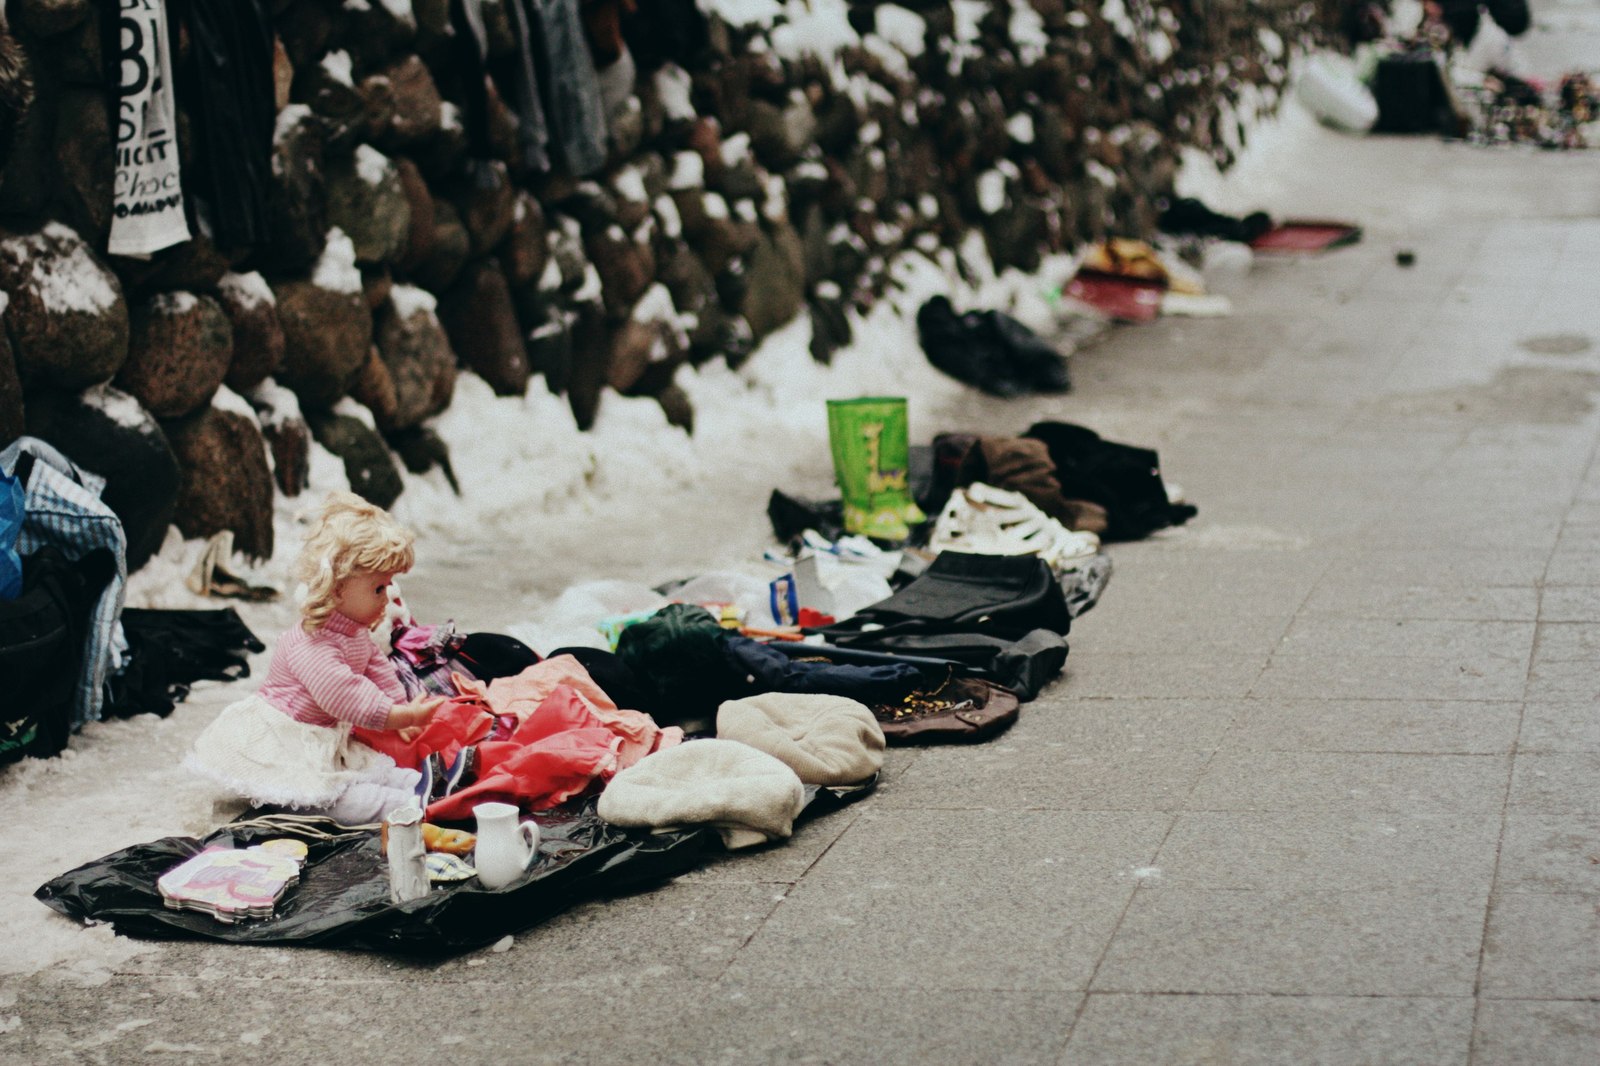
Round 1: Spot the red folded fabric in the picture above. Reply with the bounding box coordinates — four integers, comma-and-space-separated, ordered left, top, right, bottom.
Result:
423, 685, 622, 822
351, 698, 494, 769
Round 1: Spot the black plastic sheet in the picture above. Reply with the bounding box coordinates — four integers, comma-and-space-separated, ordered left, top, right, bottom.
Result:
37, 784, 873, 957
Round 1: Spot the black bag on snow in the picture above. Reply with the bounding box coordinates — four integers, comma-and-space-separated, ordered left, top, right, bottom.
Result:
104, 608, 265, 719
916, 296, 1072, 398
0, 547, 107, 763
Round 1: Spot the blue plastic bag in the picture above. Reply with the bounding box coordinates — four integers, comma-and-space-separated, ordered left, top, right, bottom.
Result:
0, 471, 22, 600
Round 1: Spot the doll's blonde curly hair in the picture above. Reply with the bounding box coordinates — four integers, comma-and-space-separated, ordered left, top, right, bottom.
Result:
295, 491, 415, 632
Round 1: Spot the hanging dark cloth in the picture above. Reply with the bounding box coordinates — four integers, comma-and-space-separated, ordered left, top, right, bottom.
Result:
168, 0, 275, 249
445, 0, 496, 161
527, 0, 608, 177
618, 0, 709, 73
497, 0, 552, 172
102, 608, 264, 719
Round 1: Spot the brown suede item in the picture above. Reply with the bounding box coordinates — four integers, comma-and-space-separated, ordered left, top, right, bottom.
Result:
954, 436, 1109, 534
870, 676, 1020, 745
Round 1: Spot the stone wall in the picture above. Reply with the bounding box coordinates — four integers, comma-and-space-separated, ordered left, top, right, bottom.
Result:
0, 0, 1338, 570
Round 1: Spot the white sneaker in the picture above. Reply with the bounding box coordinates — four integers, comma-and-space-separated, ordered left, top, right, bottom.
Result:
929, 483, 1100, 573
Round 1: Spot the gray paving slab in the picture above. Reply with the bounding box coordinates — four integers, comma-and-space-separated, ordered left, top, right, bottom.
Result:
0, 971, 1080, 1066
1020, 697, 1238, 752
1507, 753, 1600, 814
1554, 522, 1600, 552
1359, 512, 1567, 552
1315, 549, 1553, 588
797, 809, 1171, 892
1091, 887, 1488, 996
1060, 653, 1270, 700
1479, 892, 1600, 999
1521, 659, 1600, 700
1274, 618, 1534, 664
1543, 550, 1600, 587
1560, 499, 1600, 525
1184, 752, 1510, 813
1472, 1000, 1600, 1066
1496, 814, 1600, 895
1152, 810, 1500, 893
1220, 698, 1521, 754
1517, 701, 1600, 752
1066, 603, 1298, 656
878, 744, 1211, 812
1248, 653, 1527, 702
723, 876, 1134, 992
662, 979, 1088, 1062
1538, 585, 1600, 622
1061, 993, 1473, 1066
1299, 582, 1541, 622
1531, 621, 1600, 661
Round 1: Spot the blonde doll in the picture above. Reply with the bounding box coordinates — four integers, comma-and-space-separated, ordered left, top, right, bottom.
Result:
188, 492, 443, 823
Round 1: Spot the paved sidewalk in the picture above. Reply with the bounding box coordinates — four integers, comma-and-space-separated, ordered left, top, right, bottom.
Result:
7, 29, 1600, 1066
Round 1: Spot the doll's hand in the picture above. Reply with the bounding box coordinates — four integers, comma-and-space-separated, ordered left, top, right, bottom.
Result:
386, 695, 446, 732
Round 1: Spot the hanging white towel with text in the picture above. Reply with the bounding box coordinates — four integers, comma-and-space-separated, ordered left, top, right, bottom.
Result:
109, 0, 191, 257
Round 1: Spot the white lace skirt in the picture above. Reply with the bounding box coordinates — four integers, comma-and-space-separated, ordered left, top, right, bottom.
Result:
186, 695, 396, 809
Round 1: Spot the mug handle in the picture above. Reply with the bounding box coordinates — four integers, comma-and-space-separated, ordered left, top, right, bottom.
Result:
518, 820, 539, 857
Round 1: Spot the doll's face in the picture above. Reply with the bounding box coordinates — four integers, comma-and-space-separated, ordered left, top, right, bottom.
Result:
334, 569, 403, 629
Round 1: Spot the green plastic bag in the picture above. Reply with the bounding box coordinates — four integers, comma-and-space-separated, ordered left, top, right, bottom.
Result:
826, 397, 926, 540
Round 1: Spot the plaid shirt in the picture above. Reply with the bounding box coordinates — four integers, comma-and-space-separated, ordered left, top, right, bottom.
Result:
1, 438, 127, 728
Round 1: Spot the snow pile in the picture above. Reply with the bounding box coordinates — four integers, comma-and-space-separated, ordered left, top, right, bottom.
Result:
378, 0, 415, 27
388, 282, 437, 319
312, 229, 363, 294
3, 223, 121, 315
272, 104, 312, 149
1008, 0, 1048, 64
655, 64, 696, 121
217, 271, 276, 310
150, 291, 198, 315
874, 5, 926, 58
211, 385, 259, 422
354, 143, 391, 186
698, 0, 784, 29
769, 0, 859, 63
81, 383, 155, 433
320, 49, 354, 87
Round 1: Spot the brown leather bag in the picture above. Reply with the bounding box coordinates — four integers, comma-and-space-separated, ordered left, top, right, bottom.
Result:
871, 675, 1019, 745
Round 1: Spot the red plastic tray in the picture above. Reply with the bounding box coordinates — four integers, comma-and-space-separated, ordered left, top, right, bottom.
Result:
1249, 220, 1363, 254
1064, 272, 1164, 323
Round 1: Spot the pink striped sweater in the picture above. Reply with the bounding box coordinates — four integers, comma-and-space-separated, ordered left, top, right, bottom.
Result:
256, 611, 406, 731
